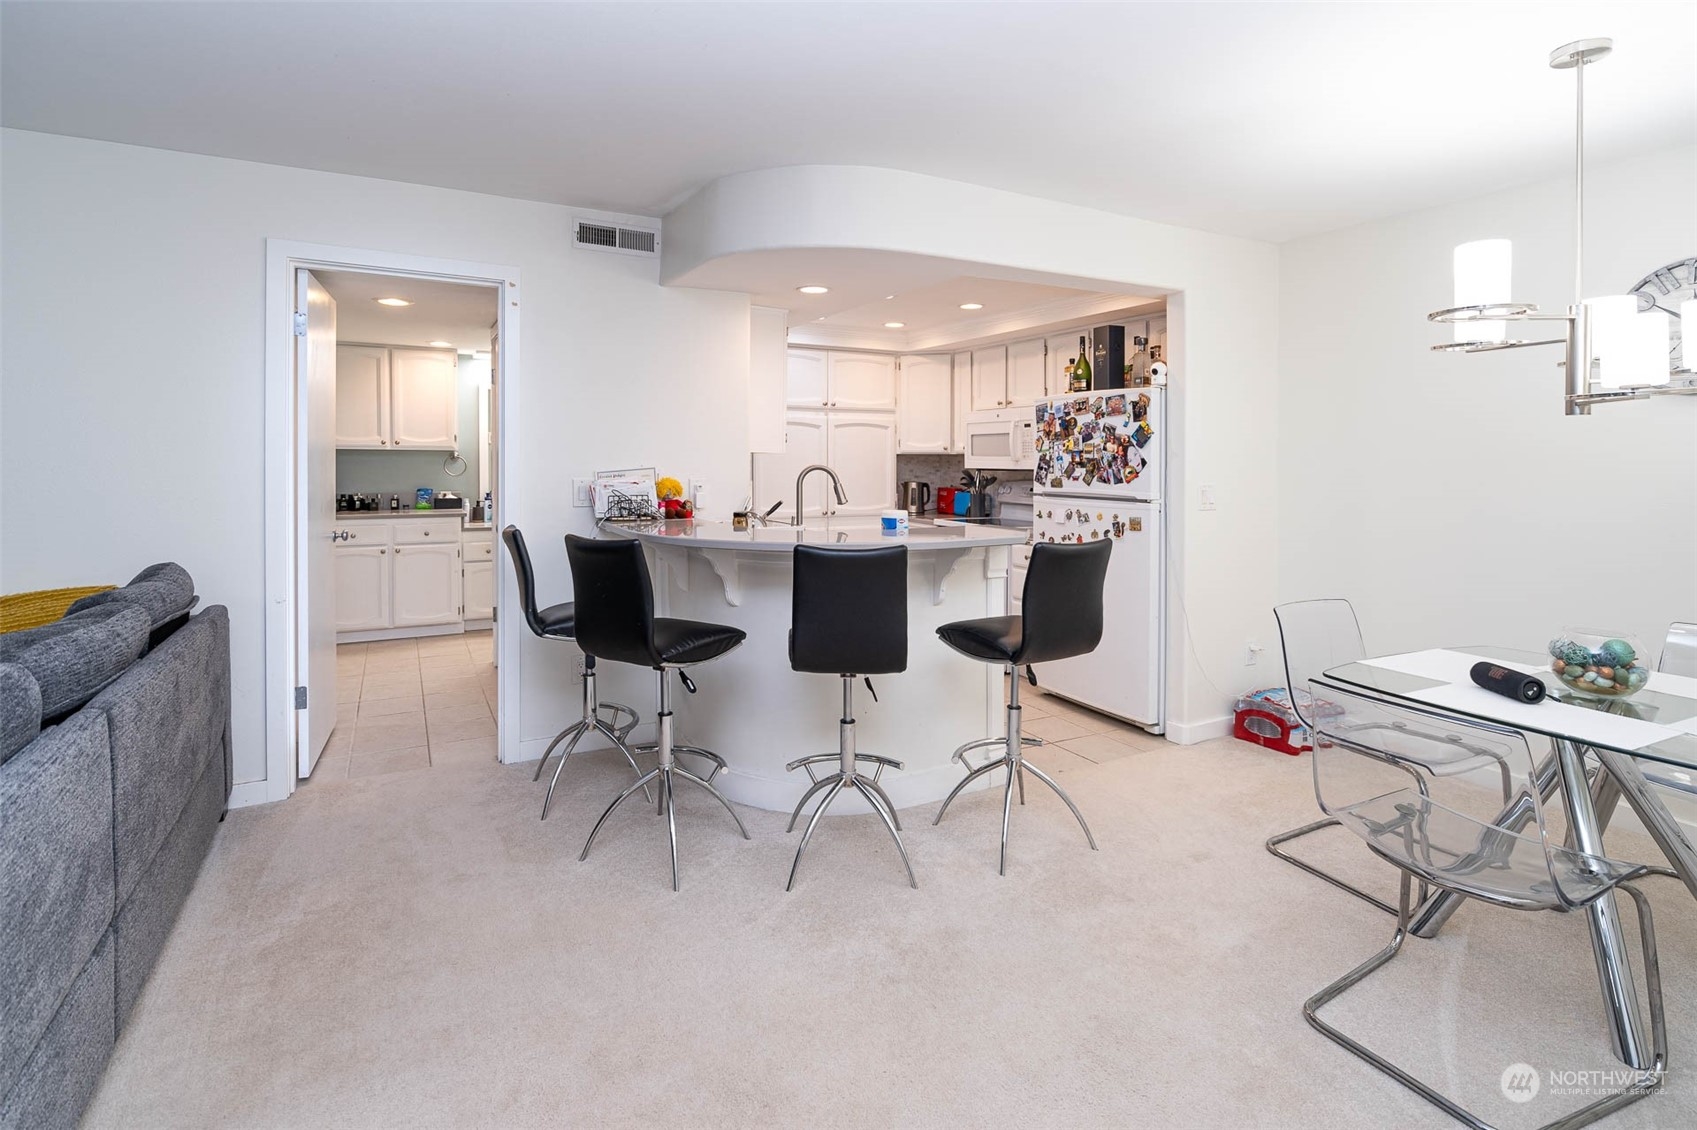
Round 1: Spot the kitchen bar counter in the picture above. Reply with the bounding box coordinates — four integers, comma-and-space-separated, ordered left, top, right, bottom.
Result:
601, 517, 1012, 813
336, 508, 473, 520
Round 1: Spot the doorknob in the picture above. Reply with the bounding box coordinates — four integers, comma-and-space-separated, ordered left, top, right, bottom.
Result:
331, 530, 350, 542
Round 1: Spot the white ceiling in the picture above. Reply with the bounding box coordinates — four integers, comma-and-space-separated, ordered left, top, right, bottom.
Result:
315, 270, 498, 351
2, 2, 1692, 243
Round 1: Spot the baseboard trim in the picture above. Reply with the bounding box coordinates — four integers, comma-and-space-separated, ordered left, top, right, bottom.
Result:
226, 780, 271, 810
1164, 714, 1234, 745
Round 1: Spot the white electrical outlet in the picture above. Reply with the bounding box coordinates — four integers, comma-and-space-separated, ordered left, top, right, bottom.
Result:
689, 479, 708, 512
1199, 485, 1217, 512
570, 653, 586, 682
1246, 641, 1264, 666
571, 478, 592, 508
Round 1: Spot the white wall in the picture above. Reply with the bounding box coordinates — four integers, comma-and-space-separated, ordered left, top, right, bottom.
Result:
0, 128, 751, 787
665, 165, 1283, 740
1278, 146, 1697, 658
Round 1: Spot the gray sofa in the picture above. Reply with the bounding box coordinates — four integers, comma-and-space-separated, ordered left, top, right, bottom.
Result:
0, 565, 231, 1130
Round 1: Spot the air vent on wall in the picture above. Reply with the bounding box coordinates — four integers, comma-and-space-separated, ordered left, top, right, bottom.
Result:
574, 220, 659, 257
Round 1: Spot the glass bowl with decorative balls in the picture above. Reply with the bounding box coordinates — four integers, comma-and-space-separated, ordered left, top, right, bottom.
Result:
1547, 631, 1651, 701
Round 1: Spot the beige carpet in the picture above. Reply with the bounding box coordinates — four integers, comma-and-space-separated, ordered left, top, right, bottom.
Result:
83, 720, 1696, 1128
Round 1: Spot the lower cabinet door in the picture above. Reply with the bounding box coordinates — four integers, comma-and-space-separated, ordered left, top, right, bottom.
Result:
333, 546, 390, 631
462, 560, 494, 621
391, 543, 463, 627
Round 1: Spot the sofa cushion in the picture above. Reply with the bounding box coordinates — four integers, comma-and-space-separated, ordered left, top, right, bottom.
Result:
66, 564, 196, 648
0, 665, 41, 765
0, 605, 150, 721
0, 709, 114, 1104
93, 605, 231, 906
0, 931, 113, 1130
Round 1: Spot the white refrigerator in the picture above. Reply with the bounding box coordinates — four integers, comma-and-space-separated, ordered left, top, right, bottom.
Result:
1030, 388, 1165, 732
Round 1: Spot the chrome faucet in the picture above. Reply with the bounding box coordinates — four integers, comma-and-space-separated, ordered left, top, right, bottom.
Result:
795, 464, 848, 525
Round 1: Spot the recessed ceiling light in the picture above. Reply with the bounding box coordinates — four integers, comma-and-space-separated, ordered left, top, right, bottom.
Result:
884, 322, 906, 329
428, 340, 454, 348
885, 294, 896, 300
376, 297, 413, 307
797, 285, 829, 295
959, 302, 984, 311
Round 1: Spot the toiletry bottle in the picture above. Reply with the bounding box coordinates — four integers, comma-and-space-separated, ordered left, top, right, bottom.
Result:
390, 493, 399, 510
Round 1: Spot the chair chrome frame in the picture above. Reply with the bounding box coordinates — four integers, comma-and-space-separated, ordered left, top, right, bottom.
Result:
579, 662, 748, 891
1306, 871, 1666, 1130
934, 666, 1097, 875
784, 676, 916, 891
537, 655, 643, 818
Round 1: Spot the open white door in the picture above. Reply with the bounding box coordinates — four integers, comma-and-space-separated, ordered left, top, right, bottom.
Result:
296, 270, 338, 776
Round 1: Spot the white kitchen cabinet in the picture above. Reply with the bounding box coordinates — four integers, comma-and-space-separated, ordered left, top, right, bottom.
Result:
753, 410, 830, 518
951, 351, 972, 454
462, 561, 494, 622
785, 348, 829, 407
825, 412, 897, 516
827, 352, 897, 410
333, 546, 390, 631
896, 354, 953, 453
391, 543, 463, 627
970, 347, 1007, 411
1006, 338, 1047, 406
336, 345, 390, 448
389, 348, 459, 449
786, 349, 896, 410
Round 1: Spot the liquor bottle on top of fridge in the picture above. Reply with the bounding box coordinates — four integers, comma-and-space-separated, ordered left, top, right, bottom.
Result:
1073, 335, 1092, 390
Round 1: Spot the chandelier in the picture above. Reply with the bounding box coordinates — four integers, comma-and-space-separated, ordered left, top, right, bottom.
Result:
1428, 38, 1697, 415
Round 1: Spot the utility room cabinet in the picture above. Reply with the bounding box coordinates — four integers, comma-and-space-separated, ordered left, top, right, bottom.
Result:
786, 349, 896, 410
333, 546, 390, 632
461, 529, 495, 623
332, 518, 464, 637
335, 344, 459, 450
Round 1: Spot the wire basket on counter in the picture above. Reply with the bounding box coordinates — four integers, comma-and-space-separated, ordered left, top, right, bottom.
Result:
599, 488, 663, 523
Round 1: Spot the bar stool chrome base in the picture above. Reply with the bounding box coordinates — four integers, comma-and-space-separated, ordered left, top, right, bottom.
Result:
539, 661, 644, 819
934, 667, 1098, 875
784, 677, 916, 891
579, 667, 748, 891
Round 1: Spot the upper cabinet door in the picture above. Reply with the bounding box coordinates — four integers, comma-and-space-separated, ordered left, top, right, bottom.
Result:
951, 351, 972, 453
970, 346, 1007, 411
1006, 338, 1047, 406
335, 345, 390, 448
1045, 333, 1081, 396
785, 348, 828, 407
826, 352, 897, 410
752, 410, 830, 519
826, 412, 897, 516
390, 348, 459, 449
896, 354, 953, 453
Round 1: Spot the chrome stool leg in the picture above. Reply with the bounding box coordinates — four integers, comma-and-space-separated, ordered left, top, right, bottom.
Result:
539, 657, 650, 813
578, 667, 746, 891
782, 676, 916, 890
934, 666, 1097, 873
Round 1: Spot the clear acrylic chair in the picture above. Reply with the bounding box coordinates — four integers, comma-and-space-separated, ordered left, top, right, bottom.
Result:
1266, 599, 1515, 915
1636, 621, 1697, 796
1303, 682, 1665, 1130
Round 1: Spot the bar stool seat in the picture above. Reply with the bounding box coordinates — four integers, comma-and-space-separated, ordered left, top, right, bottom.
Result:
501, 526, 642, 818
934, 539, 1111, 874
566, 534, 750, 891
783, 544, 915, 891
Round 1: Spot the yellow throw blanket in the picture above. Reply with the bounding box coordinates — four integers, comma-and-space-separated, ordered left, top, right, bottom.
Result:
0, 585, 116, 633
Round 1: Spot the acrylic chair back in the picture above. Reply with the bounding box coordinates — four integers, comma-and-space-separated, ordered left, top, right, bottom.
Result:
1307, 681, 1649, 912
1661, 622, 1697, 678
1273, 599, 1366, 731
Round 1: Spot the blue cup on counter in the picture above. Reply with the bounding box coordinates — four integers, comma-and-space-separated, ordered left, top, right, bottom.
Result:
880, 510, 909, 536
953, 492, 972, 516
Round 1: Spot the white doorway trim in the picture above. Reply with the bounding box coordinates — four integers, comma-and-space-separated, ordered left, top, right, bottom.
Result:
262, 240, 522, 805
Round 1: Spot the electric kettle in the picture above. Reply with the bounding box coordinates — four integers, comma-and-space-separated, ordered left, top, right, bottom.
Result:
899, 480, 931, 515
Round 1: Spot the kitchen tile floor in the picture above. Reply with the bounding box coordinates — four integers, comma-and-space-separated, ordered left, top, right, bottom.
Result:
310, 630, 496, 782
1008, 673, 1167, 766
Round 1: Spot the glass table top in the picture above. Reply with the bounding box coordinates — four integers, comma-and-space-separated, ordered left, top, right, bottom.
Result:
1323, 645, 1697, 772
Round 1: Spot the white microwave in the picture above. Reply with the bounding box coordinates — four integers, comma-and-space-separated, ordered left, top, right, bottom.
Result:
962, 407, 1037, 470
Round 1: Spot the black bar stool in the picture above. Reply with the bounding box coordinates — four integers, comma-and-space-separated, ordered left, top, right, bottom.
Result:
933, 539, 1111, 874
784, 544, 916, 891
565, 534, 749, 891
501, 526, 643, 817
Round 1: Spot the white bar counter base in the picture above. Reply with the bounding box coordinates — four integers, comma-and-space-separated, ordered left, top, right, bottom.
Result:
603, 517, 1025, 814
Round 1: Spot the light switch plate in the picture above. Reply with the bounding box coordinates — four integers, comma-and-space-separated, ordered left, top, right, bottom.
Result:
1198, 485, 1217, 512
571, 479, 592, 507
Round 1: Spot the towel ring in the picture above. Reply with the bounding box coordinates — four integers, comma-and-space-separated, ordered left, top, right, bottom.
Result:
443, 452, 468, 477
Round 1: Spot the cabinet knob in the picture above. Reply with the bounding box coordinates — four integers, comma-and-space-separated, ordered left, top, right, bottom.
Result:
380, 548, 386, 555
380, 439, 387, 445
423, 531, 430, 536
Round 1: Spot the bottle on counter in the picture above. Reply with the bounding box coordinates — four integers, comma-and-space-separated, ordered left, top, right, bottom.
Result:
389, 493, 400, 510
1074, 335, 1092, 390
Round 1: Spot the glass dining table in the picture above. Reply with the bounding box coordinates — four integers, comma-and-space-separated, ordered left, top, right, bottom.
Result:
1317, 644, 1697, 1073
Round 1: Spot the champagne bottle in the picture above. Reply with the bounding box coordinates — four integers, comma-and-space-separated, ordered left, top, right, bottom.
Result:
1074, 335, 1092, 390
